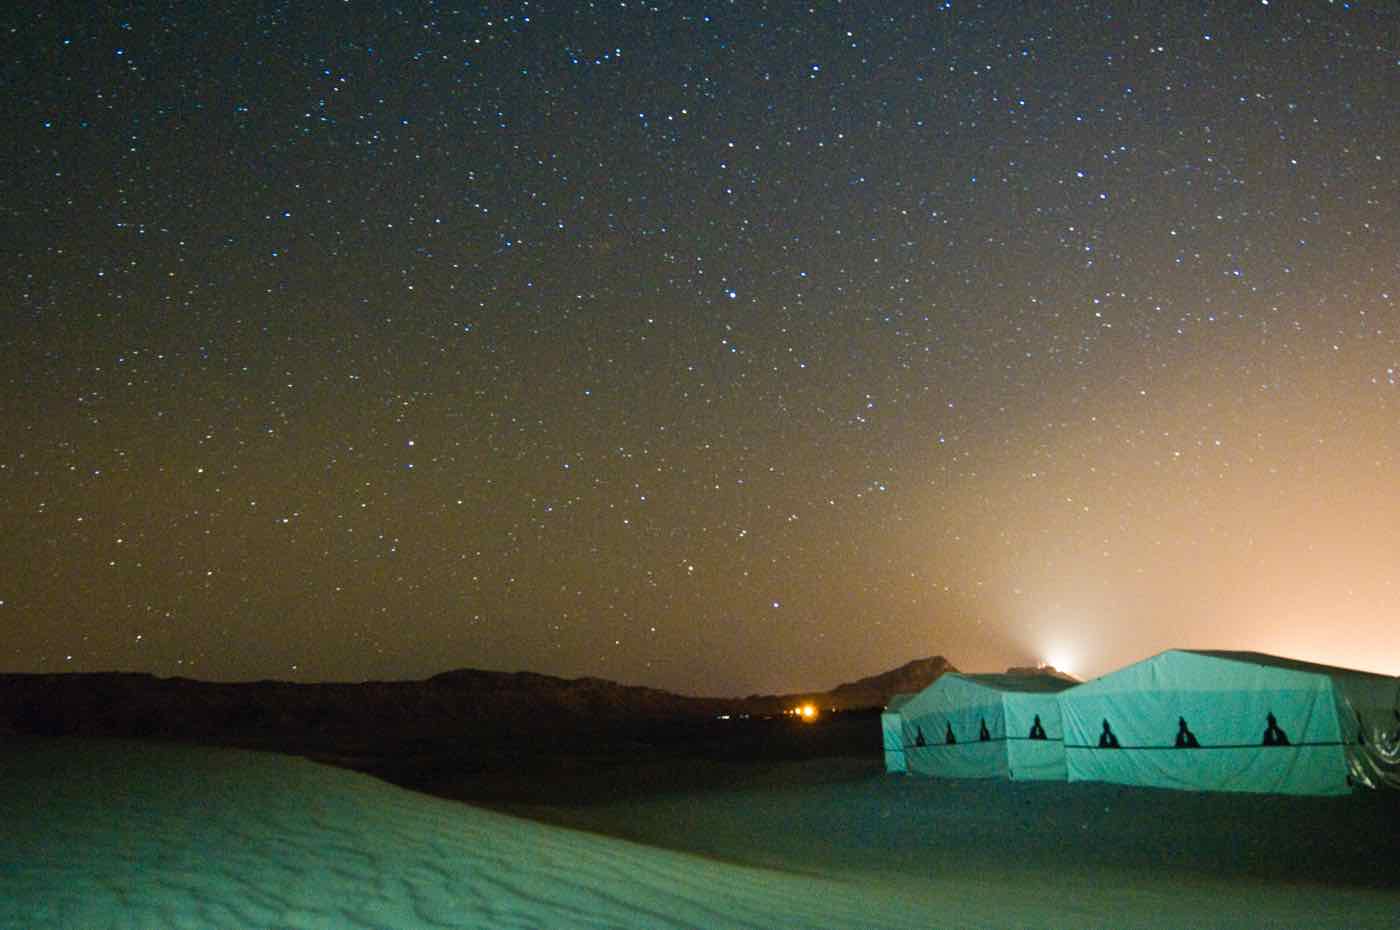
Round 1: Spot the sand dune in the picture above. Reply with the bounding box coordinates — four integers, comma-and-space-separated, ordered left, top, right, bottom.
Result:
1, 740, 936, 930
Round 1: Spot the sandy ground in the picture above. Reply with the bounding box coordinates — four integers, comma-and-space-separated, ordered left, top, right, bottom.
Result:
4, 736, 1398, 928
501, 756, 1400, 929
1, 740, 926, 930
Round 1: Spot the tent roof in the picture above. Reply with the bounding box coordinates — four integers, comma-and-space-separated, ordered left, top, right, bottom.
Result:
885, 693, 916, 712
899, 673, 1073, 717
956, 673, 1077, 694
1072, 648, 1397, 695
1180, 650, 1395, 683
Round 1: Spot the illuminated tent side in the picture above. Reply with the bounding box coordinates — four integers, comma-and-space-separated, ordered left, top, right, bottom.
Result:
897, 673, 1075, 781
1058, 649, 1400, 796
881, 693, 916, 773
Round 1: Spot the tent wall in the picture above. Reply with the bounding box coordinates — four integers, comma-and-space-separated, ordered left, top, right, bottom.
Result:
897, 674, 1071, 781
881, 710, 907, 774
881, 694, 916, 774
1310, 663, 1400, 789
1061, 683, 1349, 795
905, 740, 1008, 779
1059, 650, 1399, 796
901, 679, 1006, 780
1322, 668, 1400, 790
1003, 694, 1068, 781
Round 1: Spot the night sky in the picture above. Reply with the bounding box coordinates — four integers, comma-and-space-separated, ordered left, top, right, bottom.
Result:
3, 3, 1398, 695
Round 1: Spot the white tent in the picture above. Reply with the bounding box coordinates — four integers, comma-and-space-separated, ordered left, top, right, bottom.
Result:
1059, 649, 1400, 796
881, 693, 915, 773
897, 673, 1074, 781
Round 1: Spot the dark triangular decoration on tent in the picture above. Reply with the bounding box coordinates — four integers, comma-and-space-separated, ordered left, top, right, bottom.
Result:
1098, 718, 1120, 749
945, 722, 956, 745
1262, 711, 1290, 746
1174, 716, 1200, 748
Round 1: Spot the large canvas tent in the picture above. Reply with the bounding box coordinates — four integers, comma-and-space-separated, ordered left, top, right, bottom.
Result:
881, 694, 915, 773
1059, 649, 1400, 796
897, 673, 1074, 781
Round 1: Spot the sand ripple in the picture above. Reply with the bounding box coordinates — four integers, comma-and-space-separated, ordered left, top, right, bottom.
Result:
0, 741, 922, 929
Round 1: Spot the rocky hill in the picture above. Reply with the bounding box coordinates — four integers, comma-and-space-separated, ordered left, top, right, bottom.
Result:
733, 655, 959, 714
828, 655, 959, 704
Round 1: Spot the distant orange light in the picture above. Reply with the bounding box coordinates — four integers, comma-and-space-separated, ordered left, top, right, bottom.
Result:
799, 703, 818, 722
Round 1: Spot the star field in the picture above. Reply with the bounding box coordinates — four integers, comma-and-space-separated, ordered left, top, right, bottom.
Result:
3, 2, 1398, 693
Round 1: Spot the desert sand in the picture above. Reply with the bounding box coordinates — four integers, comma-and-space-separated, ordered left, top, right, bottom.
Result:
4, 736, 1398, 928
508, 757, 1400, 928
1, 739, 924, 930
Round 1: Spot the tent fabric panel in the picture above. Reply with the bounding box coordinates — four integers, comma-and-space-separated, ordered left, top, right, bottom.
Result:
947, 699, 1005, 744
881, 711, 907, 774
1061, 686, 1340, 753
898, 674, 996, 721
1057, 648, 1367, 795
1182, 648, 1399, 785
885, 693, 917, 713
893, 673, 1071, 781
1002, 690, 1068, 780
1064, 744, 1351, 795
899, 673, 1007, 753
1329, 674, 1400, 790
1186, 650, 1396, 686
1006, 737, 1067, 781
1070, 649, 1330, 696
899, 678, 1006, 779
1002, 692, 1066, 742
905, 740, 1009, 780
903, 699, 1004, 748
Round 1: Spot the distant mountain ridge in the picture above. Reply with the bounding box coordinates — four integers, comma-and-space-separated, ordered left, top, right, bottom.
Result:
829, 656, 959, 702
0, 656, 960, 747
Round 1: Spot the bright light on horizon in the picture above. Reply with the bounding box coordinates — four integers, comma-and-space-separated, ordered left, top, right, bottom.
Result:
1040, 650, 1075, 677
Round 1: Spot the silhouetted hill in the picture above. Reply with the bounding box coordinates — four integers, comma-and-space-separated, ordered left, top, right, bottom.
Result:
0, 669, 734, 748
1003, 664, 1080, 683
828, 656, 959, 703
731, 656, 958, 716
0, 656, 957, 802
0, 657, 959, 745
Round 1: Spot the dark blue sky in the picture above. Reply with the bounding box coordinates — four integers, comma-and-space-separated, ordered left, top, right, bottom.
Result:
3, 2, 1397, 693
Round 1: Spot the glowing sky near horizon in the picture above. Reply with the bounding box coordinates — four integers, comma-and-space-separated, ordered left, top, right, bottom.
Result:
2, 3, 1398, 695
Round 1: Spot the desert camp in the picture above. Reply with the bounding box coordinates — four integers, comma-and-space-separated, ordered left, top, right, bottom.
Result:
886, 651, 1400, 797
